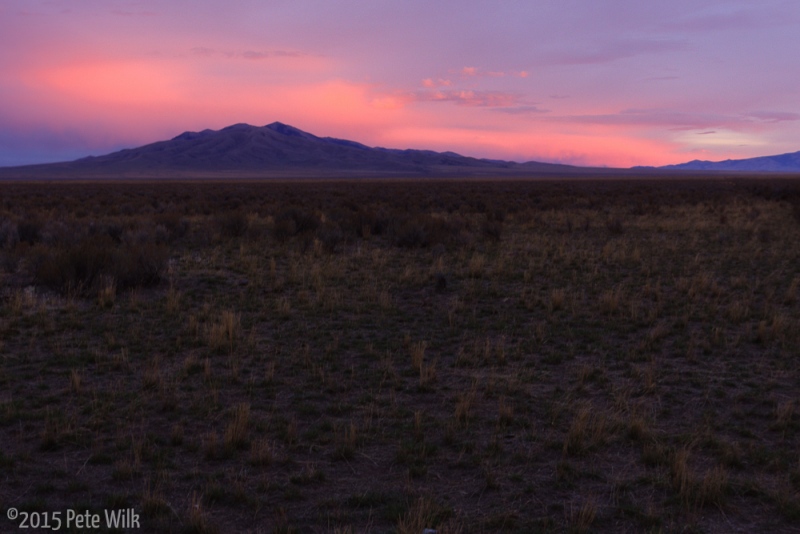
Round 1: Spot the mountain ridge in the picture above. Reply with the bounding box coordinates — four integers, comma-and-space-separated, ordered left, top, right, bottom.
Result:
1, 122, 578, 178
655, 150, 800, 172
4, 122, 798, 178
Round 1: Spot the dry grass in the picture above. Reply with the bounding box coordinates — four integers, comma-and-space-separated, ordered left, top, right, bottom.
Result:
206, 310, 240, 353
334, 421, 359, 460
249, 438, 273, 466
397, 496, 456, 534
568, 498, 597, 534
454, 387, 477, 428
1, 177, 799, 532
223, 402, 250, 452
410, 340, 427, 373
186, 492, 218, 534
97, 276, 116, 308
69, 368, 82, 395
549, 287, 566, 312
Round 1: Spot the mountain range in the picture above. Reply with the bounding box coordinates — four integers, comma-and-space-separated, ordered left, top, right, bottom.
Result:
655, 151, 800, 172
1, 122, 799, 178
0, 122, 579, 178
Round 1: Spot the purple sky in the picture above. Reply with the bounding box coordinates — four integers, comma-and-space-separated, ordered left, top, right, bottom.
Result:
1, 0, 799, 167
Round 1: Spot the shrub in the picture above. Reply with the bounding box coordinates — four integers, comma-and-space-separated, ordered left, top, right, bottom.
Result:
272, 216, 296, 242
87, 219, 126, 244
273, 208, 320, 241
17, 217, 42, 245
392, 217, 428, 248
791, 197, 800, 225
0, 218, 18, 249
390, 214, 460, 248
33, 239, 114, 293
606, 215, 624, 235
1, 249, 21, 273
289, 208, 321, 233
40, 220, 78, 246
216, 210, 249, 238
153, 212, 190, 242
114, 243, 169, 288
482, 219, 503, 242
316, 223, 345, 253
348, 209, 390, 238
32, 236, 167, 295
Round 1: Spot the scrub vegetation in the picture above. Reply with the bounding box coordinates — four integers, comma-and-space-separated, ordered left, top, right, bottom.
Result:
1, 176, 799, 532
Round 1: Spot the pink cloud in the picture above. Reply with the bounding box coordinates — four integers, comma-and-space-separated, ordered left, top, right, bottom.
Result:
494, 105, 550, 115
111, 10, 158, 18
420, 78, 455, 89
406, 89, 522, 107
745, 111, 800, 123
541, 108, 800, 132
454, 67, 513, 78
189, 47, 312, 61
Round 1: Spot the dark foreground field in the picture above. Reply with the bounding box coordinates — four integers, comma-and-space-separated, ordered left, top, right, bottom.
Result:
1, 177, 799, 533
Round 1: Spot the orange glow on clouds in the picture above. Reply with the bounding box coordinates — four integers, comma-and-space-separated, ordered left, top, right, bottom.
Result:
33, 61, 185, 106
381, 125, 674, 168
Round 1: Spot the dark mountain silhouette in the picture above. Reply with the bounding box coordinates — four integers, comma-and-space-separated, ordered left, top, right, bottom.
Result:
0, 122, 580, 178
657, 151, 800, 172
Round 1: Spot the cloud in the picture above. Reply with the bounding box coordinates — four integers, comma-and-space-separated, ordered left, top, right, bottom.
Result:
494, 105, 550, 115
456, 67, 510, 78
29, 60, 187, 107
240, 50, 306, 60
373, 87, 527, 109
542, 37, 686, 66
745, 111, 800, 123
661, 6, 789, 33
190, 47, 308, 60
190, 47, 216, 57
544, 108, 800, 132
421, 78, 452, 88
697, 131, 716, 135
407, 89, 522, 108
111, 10, 157, 18
643, 76, 679, 82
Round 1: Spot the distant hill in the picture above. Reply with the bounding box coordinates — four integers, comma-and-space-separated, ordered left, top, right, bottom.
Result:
658, 151, 800, 172
0, 122, 580, 178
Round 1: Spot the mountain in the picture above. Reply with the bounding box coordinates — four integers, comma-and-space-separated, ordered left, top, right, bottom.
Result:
658, 151, 800, 172
0, 122, 580, 178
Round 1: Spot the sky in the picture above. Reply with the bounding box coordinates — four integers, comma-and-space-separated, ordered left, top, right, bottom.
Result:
1, 0, 800, 168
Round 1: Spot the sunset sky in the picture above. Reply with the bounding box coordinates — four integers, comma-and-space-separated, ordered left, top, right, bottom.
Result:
1, 0, 799, 168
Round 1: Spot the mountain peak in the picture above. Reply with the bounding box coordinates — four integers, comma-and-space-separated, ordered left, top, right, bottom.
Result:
171, 128, 215, 142
265, 122, 315, 138
221, 123, 257, 132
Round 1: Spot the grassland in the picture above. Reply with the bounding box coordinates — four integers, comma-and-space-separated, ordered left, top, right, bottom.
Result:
1, 177, 799, 533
